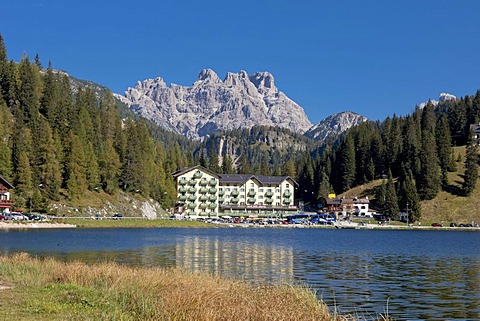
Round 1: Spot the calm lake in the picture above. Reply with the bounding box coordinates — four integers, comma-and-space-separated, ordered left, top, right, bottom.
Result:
1, 227, 479, 320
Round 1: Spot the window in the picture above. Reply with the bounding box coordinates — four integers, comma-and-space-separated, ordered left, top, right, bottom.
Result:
259, 195, 264, 199
286, 183, 290, 188
277, 196, 280, 199
240, 188, 245, 192
233, 187, 238, 191
259, 188, 264, 192
276, 188, 280, 193
250, 183, 254, 187
240, 194, 245, 198
226, 188, 230, 192
268, 188, 272, 192
219, 188, 223, 191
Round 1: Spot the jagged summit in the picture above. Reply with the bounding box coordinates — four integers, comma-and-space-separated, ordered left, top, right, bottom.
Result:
418, 92, 457, 109
116, 70, 313, 140
305, 111, 367, 141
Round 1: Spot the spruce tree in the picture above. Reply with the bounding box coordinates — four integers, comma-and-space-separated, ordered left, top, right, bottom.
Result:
436, 114, 453, 187
417, 132, 441, 200
463, 137, 478, 196
384, 170, 399, 220
221, 154, 234, 174
100, 139, 121, 194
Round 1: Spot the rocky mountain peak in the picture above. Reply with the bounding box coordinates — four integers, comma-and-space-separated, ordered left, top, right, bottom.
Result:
197, 69, 221, 83
249, 72, 277, 95
117, 70, 312, 139
305, 111, 367, 141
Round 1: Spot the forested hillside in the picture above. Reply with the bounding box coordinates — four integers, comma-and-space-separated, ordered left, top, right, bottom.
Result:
0, 35, 193, 211
294, 97, 480, 222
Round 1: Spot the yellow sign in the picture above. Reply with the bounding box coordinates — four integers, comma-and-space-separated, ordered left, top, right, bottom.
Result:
328, 193, 336, 199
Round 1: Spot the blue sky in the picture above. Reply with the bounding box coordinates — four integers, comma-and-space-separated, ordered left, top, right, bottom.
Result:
1, 0, 479, 124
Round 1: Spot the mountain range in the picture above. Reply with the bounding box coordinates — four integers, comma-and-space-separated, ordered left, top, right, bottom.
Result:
114, 69, 366, 141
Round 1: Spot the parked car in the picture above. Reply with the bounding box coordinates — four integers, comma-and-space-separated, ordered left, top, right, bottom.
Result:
431, 223, 443, 227
112, 213, 123, 220
449, 223, 457, 227
0, 214, 8, 221
24, 213, 42, 221
8, 212, 27, 221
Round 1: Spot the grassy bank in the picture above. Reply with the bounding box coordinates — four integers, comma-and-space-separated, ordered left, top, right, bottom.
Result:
51, 218, 213, 228
0, 253, 350, 321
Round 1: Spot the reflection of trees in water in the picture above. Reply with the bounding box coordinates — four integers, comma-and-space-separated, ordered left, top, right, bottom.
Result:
176, 236, 294, 284
58, 246, 177, 268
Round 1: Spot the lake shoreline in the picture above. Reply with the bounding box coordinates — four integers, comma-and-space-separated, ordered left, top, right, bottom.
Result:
0, 219, 478, 231
0, 222, 76, 229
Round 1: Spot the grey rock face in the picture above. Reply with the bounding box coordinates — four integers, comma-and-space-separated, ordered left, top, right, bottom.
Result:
305, 111, 367, 141
115, 69, 313, 140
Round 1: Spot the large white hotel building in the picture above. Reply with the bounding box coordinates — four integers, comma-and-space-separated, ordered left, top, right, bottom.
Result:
172, 165, 298, 217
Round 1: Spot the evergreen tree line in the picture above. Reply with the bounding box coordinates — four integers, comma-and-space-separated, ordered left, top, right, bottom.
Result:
293, 98, 480, 222
0, 34, 192, 211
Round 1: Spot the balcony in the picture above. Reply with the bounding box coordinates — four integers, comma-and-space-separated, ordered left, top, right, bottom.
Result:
188, 179, 197, 186
193, 171, 203, 179
188, 195, 196, 201
231, 190, 239, 196
199, 195, 208, 201
199, 203, 208, 209
218, 190, 225, 196
208, 195, 216, 201
199, 179, 208, 186
265, 191, 273, 197
209, 187, 217, 194
199, 187, 208, 194
283, 190, 292, 197
265, 198, 273, 204
209, 179, 217, 186
248, 191, 256, 197
230, 197, 239, 203
188, 187, 196, 194
187, 203, 196, 209
178, 195, 187, 202
248, 197, 256, 204
218, 197, 225, 203
208, 203, 217, 209
178, 186, 187, 193
178, 179, 187, 186
283, 198, 291, 204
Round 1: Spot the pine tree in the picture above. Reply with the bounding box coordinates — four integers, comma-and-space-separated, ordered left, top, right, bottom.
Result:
85, 142, 100, 191
463, 136, 478, 196
65, 132, 87, 200
37, 120, 62, 200
282, 159, 296, 178
0, 99, 13, 179
398, 166, 421, 222
417, 132, 441, 200
15, 151, 33, 207
384, 170, 399, 220
332, 135, 356, 193
221, 154, 234, 174
100, 139, 121, 194
436, 114, 453, 187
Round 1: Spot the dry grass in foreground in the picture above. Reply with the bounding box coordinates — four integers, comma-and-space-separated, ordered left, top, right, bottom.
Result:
0, 253, 371, 321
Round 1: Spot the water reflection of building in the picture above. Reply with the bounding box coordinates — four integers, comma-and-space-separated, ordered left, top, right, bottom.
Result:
176, 237, 294, 283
